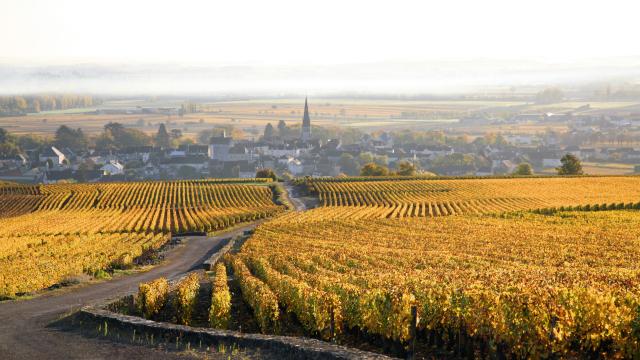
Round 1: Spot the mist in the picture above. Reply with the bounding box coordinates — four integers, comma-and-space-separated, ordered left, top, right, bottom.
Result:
1, 58, 640, 96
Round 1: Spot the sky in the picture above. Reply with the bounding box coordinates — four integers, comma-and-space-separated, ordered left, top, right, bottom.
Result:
1, 0, 640, 94
2, 0, 640, 65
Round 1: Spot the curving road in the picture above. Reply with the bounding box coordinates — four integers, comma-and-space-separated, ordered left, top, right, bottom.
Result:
283, 184, 307, 211
0, 223, 260, 360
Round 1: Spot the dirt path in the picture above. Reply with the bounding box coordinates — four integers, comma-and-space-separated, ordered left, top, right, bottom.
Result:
283, 183, 307, 211
0, 223, 259, 360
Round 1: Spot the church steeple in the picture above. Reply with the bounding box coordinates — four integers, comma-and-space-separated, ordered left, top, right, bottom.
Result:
301, 97, 311, 141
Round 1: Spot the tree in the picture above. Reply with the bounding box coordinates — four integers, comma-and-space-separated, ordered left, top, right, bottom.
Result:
557, 154, 583, 175
0, 128, 9, 143
54, 125, 87, 152
96, 122, 152, 150
358, 152, 374, 166
277, 120, 287, 136
360, 162, 389, 176
264, 123, 275, 140
104, 122, 125, 135
155, 123, 171, 148
513, 162, 533, 175
170, 129, 182, 140
338, 153, 359, 176
256, 168, 277, 181
395, 161, 417, 176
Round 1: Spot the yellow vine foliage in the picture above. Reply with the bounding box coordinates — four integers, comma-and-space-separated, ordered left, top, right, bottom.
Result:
209, 262, 231, 328
137, 277, 169, 319
230, 257, 279, 332
308, 176, 640, 218
0, 179, 284, 297
174, 273, 201, 325
239, 208, 640, 357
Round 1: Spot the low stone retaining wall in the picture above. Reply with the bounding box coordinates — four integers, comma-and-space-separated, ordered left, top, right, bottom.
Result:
202, 236, 235, 271
79, 306, 393, 359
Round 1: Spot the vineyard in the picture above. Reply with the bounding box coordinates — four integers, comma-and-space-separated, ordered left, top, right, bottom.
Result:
306, 176, 640, 218
233, 208, 640, 357
0, 179, 284, 297
97, 175, 640, 357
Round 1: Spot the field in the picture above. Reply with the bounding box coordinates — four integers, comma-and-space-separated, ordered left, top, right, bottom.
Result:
233, 208, 640, 357
0, 179, 283, 297
2, 97, 620, 138
306, 176, 640, 218
225, 176, 640, 356
114, 175, 640, 357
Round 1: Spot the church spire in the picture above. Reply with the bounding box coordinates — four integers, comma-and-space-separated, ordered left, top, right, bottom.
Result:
301, 97, 311, 141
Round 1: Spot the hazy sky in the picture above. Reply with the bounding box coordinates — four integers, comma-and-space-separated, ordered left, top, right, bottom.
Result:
2, 0, 640, 65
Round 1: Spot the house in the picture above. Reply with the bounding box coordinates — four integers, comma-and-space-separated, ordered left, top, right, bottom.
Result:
159, 155, 208, 171
492, 160, 516, 174
261, 144, 300, 158
286, 158, 304, 175
238, 162, 256, 178
118, 146, 155, 162
209, 131, 233, 161
411, 145, 454, 159
226, 145, 253, 162
100, 160, 125, 176
504, 134, 536, 146
179, 144, 209, 156
0, 154, 28, 168
39, 146, 66, 166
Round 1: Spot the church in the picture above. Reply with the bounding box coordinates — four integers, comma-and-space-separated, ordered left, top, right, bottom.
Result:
301, 97, 311, 141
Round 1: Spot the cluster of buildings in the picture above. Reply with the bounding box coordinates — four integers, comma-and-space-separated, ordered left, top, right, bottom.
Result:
3, 99, 640, 183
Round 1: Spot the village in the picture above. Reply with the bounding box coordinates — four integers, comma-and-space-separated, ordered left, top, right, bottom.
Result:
1, 98, 640, 183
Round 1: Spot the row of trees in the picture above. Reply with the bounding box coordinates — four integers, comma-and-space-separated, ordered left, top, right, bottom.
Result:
512, 154, 583, 176
0, 128, 47, 157
0, 95, 99, 114
0, 122, 186, 158
359, 161, 417, 176
355, 154, 583, 177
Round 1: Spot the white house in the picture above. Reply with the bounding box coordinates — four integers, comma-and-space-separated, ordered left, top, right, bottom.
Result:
100, 160, 125, 176
411, 145, 454, 159
39, 146, 66, 166
286, 158, 304, 175
261, 146, 300, 158
504, 134, 536, 146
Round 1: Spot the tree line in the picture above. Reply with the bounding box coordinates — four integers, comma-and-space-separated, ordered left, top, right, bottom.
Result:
0, 95, 100, 114
0, 122, 188, 158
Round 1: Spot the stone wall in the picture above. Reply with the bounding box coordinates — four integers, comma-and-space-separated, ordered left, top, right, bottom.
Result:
79, 306, 393, 360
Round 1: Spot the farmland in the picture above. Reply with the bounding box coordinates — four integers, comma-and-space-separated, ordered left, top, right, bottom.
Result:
108, 175, 640, 358
0, 179, 283, 297
233, 208, 640, 357
306, 176, 640, 218
0, 97, 614, 138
